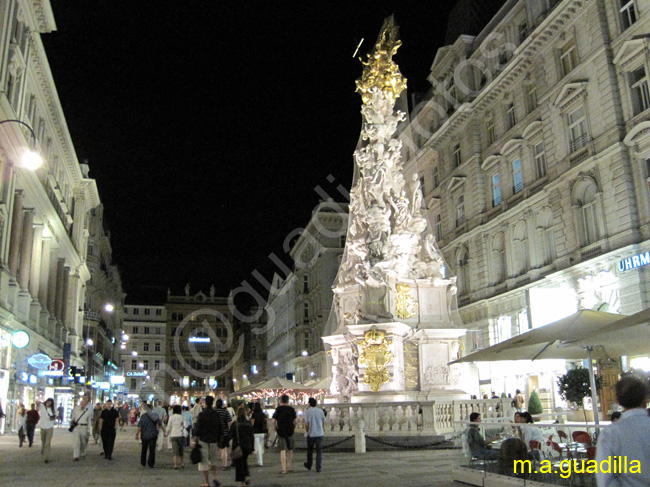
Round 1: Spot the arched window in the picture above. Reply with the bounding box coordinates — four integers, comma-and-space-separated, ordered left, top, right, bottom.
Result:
455, 246, 470, 296
572, 177, 601, 246
491, 232, 506, 283
512, 221, 529, 276
536, 207, 555, 266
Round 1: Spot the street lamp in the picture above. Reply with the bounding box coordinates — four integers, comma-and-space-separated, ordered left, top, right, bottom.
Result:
0, 119, 43, 170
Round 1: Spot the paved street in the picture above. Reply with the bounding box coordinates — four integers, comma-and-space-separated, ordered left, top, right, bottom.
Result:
0, 427, 464, 487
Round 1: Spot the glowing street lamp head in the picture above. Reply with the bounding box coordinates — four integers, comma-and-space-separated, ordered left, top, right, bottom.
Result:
131, 351, 138, 356
273, 361, 279, 367
21, 150, 43, 170
86, 338, 93, 347
301, 350, 308, 356
104, 303, 115, 313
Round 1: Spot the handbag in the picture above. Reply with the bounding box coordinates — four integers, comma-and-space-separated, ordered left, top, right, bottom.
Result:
231, 421, 243, 461
190, 443, 202, 464
69, 409, 87, 432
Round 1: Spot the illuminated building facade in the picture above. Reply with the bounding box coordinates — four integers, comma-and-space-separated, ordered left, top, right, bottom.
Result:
400, 0, 650, 405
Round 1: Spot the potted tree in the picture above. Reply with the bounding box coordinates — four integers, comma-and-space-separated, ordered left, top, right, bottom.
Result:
557, 367, 602, 422
528, 390, 543, 418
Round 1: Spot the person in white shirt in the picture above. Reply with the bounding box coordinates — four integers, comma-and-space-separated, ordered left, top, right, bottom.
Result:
596, 375, 650, 487
70, 395, 92, 461
153, 401, 167, 451
38, 398, 57, 463
516, 411, 545, 461
166, 405, 189, 469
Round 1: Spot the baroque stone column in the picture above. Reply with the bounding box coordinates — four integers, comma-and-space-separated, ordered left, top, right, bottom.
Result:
7, 189, 24, 277
17, 210, 34, 290
29, 223, 43, 298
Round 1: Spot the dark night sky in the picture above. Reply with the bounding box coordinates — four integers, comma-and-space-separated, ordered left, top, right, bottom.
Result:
41, 1, 458, 304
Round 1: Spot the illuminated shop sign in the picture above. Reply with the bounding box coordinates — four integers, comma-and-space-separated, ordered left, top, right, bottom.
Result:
618, 252, 650, 272
28, 353, 52, 370
126, 371, 148, 377
39, 370, 63, 377
12, 331, 30, 349
110, 375, 126, 385
189, 336, 210, 343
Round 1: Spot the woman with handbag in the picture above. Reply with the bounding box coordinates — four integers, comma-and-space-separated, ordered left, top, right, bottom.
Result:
228, 407, 255, 487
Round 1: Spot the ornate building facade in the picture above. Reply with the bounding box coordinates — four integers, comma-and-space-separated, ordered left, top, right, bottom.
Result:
0, 0, 115, 429
400, 0, 650, 402
265, 201, 347, 384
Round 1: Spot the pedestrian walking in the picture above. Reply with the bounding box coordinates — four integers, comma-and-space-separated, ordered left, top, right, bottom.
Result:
92, 402, 102, 445
303, 397, 326, 473
38, 398, 56, 463
119, 403, 129, 431
25, 403, 39, 447
153, 401, 167, 451
135, 403, 166, 468
193, 395, 223, 487
167, 405, 188, 469
99, 399, 119, 460
229, 407, 255, 487
191, 397, 204, 427
16, 404, 26, 447
182, 405, 193, 447
272, 394, 297, 474
215, 398, 233, 471
513, 389, 525, 412
250, 402, 267, 466
596, 375, 650, 487
70, 395, 92, 461
57, 404, 64, 427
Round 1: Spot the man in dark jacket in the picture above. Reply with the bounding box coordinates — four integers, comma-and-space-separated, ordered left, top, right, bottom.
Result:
193, 396, 223, 487
135, 403, 166, 468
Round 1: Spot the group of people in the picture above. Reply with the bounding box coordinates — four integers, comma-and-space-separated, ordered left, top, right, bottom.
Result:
189, 394, 325, 487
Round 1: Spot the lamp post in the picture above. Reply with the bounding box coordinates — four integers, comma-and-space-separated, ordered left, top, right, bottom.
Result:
0, 119, 43, 170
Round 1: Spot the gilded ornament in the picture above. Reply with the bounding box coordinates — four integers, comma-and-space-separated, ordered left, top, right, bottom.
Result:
355, 16, 407, 105
358, 328, 393, 392
395, 282, 418, 319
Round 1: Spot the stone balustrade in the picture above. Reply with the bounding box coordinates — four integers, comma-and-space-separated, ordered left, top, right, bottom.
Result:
292, 398, 506, 436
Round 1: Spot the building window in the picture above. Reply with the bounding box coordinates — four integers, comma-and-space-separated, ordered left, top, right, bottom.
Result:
130, 379, 136, 389
512, 159, 523, 193
339, 235, 346, 247
496, 315, 513, 343
534, 142, 547, 178
133, 308, 139, 315
143, 342, 149, 352
518, 22, 528, 43
506, 103, 516, 130
303, 331, 310, 349
132, 326, 139, 334
419, 176, 425, 195
303, 302, 310, 323
154, 360, 160, 370
432, 166, 439, 188
453, 144, 462, 167
144, 326, 150, 334
619, 0, 637, 30
154, 342, 161, 352
456, 247, 470, 296
630, 66, 650, 115
525, 84, 537, 113
645, 158, 650, 178
568, 106, 589, 152
435, 214, 442, 241
155, 309, 162, 316
560, 39, 578, 77
303, 275, 309, 293
456, 194, 465, 227
143, 360, 149, 370
487, 120, 496, 145
574, 180, 600, 246
492, 173, 502, 207
131, 360, 137, 369
144, 308, 151, 315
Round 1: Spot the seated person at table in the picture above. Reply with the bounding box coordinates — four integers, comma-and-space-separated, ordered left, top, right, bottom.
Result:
467, 412, 500, 460
517, 412, 544, 460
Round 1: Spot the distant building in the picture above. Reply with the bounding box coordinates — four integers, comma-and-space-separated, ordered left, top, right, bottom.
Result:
400, 0, 650, 408
265, 202, 348, 383
121, 304, 166, 404
165, 287, 238, 404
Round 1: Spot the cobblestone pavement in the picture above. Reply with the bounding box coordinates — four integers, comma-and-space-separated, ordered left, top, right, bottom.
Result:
0, 427, 464, 487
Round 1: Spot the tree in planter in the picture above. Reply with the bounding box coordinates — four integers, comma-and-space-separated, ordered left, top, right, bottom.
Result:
528, 390, 543, 415
557, 367, 602, 422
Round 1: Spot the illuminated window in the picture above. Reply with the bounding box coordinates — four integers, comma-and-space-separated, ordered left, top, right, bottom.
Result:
492, 173, 502, 207
496, 315, 513, 343
512, 159, 523, 194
